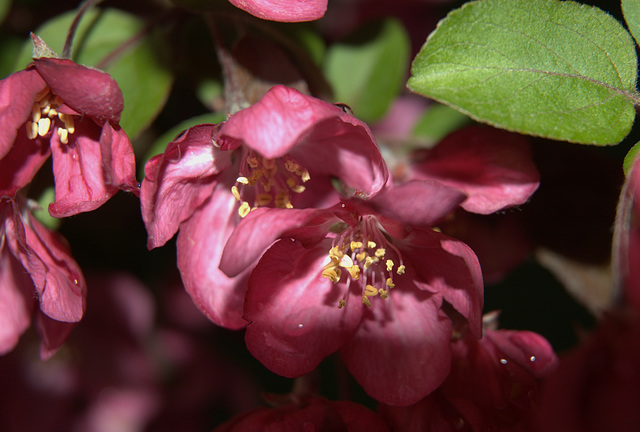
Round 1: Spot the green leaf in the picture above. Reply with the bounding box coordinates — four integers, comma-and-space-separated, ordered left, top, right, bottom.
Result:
324, 18, 410, 123
139, 112, 225, 179
408, 0, 638, 145
412, 103, 470, 145
624, 141, 640, 176
0, 0, 11, 25
15, 8, 173, 139
32, 187, 61, 230
622, 0, 640, 47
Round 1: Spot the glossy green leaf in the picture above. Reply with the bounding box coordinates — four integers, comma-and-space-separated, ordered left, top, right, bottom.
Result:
324, 18, 410, 123
624, 141, 640, 176
15, 8, 173, 139
408, 0, 639, 145
623, 0, 640, 47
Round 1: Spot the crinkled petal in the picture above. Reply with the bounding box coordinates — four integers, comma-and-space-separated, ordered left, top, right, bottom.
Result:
48, 120, 118, 217
177, 186, 249, 329
35, 310, 76, 360
0, 68, 47, 159
142, 124, 232, 249
341, 286, 451, 406
220, 206, 326, 277
412, 126, 539, 214
5, 202, 85, 323
97, 123, 138, 193
218, 85, 388, 197
371, 180, 466, 227
404, 228, 484, 338
33, 58, 124, 123
0, 243, 35, 355
244, 239, 363, 377
228, 0, 327, 22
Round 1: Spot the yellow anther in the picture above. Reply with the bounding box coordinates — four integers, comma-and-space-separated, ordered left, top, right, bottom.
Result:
300, 170, 310, 182
367, 241, 376, 249
31, 104, 41, 122
284, 159, 299, 172
275, 192, 293, 209
379, 289, 388, 299
339, 255, 354, 268
364, 256, 379, 269
26, 122, 38, 139
57, 127, 69, 144
261, 178, 273, 192
347, 265, 360, 280
364, 285, 378, 297
59, 113, 74, 134
397, 265, 406, 275
350, 241, 363, 251
247, 156, 259, 168
362, 297, 372, 308
47, 108, 58, 118
322, 266, 341, 282
54, 95, 64, 106
238, 201, 251, 218
329, 246, 344, 259
356, 251, 367, 262
39, 97, 50, 108
386, 259, 394, 272
291, 185, 305, 193
37, 117, 51, 136
236, 176, 249, 185
338, 299, 346, 309
286, 177, 297, 188
34, 87, 50, 102
386, 278, 395, 288
231, 186, 241, 201
375, 248, 386, 258
256, 193, 272, 206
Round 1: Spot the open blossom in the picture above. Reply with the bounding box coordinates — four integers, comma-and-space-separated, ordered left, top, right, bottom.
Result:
228, 0, 327, 22
0, 36, 138, 217
219, 181, 483, 405
0, 197, 86, 359
141, 85, 388, 329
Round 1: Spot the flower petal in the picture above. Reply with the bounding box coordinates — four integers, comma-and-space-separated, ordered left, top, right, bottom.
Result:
228, 0, 327, 22
33, 58, 124, 123
412, 126, 539, 214
176, 186, 250, 330
0, 68, 47, 159
35, 310, 76, 360
244, 238, 363, 377
341, 285, 452, 406
141, 124, 232, 249
0, 132, 50, 197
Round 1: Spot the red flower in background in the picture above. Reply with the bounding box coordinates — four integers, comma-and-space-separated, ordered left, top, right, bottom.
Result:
0, 197, 85, 359
228, 0, 328, 22
0, 35, 138, 217
220, 181, 483, 405
141, 85, 388, 329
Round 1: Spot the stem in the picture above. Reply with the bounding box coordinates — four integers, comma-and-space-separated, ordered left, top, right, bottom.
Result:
62, 0, 105, 58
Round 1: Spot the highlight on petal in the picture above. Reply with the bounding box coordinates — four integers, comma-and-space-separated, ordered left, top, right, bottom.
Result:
411, 126, 539, 214
341, 286, 452, 406
228, 0, 327, 22
244, 239, 363, 377
141, 124, 231, 249
33, 58, 124, 123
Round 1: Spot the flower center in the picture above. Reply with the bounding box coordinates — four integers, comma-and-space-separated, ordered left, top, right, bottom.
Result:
25, 88, 75, 144
231, 151, 310, 218
322, 215, 405, 308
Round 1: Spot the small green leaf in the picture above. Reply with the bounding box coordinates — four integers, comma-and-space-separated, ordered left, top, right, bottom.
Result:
408, 0, 638, 145
622, 0, 640, 47
15, 8, 173, 139
624, 141, 640, 176
412, 103, 470, 144
324, 18, 410, 123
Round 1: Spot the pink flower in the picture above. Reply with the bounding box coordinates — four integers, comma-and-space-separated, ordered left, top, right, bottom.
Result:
214, 397, 390, 432
0, 197, 86, 359
228, 0, 327, 22
408, 125, 539, 214
379, 326, 557, 431
141, 85, 388, 329
220, 181, 483, 405
0, 38, 138, 217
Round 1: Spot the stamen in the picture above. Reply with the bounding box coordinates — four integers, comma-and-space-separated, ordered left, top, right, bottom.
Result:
57, 127, 69, 144
238, 201, 251, 218
26, 122, 38, 139
231, 186, 241, 201
37, 117, 51, 136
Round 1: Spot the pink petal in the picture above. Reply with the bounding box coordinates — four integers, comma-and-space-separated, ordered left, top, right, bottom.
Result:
33, 58, 124, 123
96, 123, 138, 194
403, 228, 484, 338
141, 124, 232, 249
0, 242, 35, 355
176, 186, 250, 329
48, 120, 117, 217
220, 207, 327, 277
35, 310, 76, 360
0, 132, 50, 197
412, 126, 539, 214
244, 239, 363, 377
341, 286, 452, 406
484, 329, 558, 379
0, 68, 47, 159
228, 0, 327, 22
371, 180, 466, 227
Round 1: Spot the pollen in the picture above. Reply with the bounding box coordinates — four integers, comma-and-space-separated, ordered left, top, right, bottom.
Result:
26, 89, 76, 144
